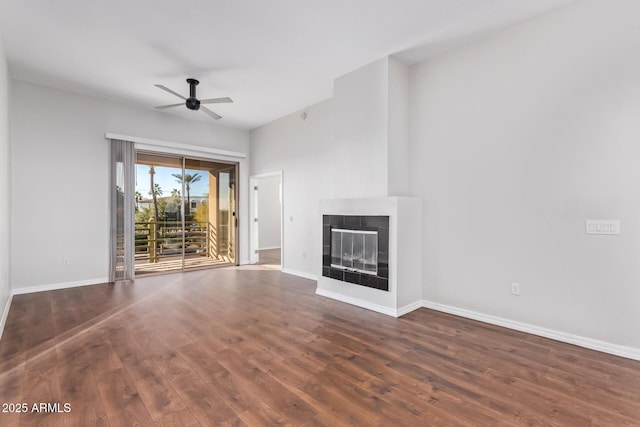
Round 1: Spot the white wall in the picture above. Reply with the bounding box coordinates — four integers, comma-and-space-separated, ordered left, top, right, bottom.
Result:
0, 37, 11, 329
410, 0, 640, 349
257, 174, 281, 250
250, 100, 333, 275
251, 0, 640, 354
250, 58, 406, 277
11, 80, 250, 290
333, 57, 389, 198
387, 58, 409, 196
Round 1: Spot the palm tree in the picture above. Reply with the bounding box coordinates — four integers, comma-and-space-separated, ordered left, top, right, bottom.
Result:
149, 166, 163, 223
151, 183, 163, 196
135, 191, 142, 212
172, 172, 202, 217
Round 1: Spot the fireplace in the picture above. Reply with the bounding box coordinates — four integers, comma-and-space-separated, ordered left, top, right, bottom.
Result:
322, 215, 389, 291
318, 197, 422, 317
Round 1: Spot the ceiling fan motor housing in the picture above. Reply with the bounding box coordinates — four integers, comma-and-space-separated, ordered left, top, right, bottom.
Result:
186, 78, 200, 110
186, 97, 200, 110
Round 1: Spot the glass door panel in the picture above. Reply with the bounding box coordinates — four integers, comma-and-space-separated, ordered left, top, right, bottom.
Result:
134, 153, 185, 275
183, 159, 238, 269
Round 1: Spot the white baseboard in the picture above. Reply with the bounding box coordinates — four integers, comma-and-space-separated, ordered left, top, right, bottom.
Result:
258, 246, 281, 251
316, 288, 397, 316
12, 278, 109, 295
397, 300, 423, 317
316, 288, 421, 318
421, 300, 640, 362
281, 268, 317, 281
0, 292, 13, 340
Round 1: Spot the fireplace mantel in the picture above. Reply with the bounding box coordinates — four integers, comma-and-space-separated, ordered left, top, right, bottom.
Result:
317, 197, 422, 317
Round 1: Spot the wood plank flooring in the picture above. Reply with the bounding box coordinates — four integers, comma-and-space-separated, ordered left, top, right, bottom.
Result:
1, 266, 639, 426
135, 255, 232, 275
257, 249, 281, 266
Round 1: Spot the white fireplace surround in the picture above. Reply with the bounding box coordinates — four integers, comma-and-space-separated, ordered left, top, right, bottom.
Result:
317, 197, 422, 317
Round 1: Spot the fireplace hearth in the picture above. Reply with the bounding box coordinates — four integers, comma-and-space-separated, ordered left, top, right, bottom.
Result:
322, 215, 389, 291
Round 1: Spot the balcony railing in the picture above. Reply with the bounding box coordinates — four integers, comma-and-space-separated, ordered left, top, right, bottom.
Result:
135, 220, 231, 265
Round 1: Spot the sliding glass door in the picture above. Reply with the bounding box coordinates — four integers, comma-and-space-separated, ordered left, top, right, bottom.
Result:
134, 152, 238, 275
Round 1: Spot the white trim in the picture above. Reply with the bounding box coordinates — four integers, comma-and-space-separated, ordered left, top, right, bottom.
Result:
249, 177, 259, 265
316, 288, 401, 317
12, 278, 109, 295
279, 175, 284, 271
258, 246, 281, 251
282, 268, 317, 281
105, 132, 246, 159
250, 171, 283, 179
249, 171, 284, 267
397, 300, 423, 317
421, 300, 640, 362
0, 292, 13, 340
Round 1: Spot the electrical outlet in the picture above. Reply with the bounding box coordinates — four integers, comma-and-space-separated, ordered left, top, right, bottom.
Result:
302, 251, 307, 259
63, 258, 72, 266
511, 282, 520, 296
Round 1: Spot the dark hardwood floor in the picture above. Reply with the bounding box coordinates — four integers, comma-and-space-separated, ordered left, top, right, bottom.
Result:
1, 266, 639, 426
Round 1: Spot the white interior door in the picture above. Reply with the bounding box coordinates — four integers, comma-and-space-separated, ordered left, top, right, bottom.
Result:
249, 171, 283, 266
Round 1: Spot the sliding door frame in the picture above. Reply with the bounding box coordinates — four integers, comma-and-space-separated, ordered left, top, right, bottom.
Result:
134, 149, 240, 276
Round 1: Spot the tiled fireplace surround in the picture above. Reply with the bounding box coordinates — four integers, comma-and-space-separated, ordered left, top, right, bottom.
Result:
317, 197, 423, 317
322, 215, 390, 291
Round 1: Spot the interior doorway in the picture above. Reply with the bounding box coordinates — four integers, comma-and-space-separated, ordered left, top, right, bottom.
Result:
134, 151, 238, 275
250, 171, 283, 267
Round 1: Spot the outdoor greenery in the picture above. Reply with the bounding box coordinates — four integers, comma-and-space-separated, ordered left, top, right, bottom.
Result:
134, 178, 209, 225
193, 203, 209, 225
172, 172, 202, 217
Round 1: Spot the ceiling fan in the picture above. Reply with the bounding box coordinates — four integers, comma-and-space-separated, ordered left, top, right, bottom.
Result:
154, 78, 233, 120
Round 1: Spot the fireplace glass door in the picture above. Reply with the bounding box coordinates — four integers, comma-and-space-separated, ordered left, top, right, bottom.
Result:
331, 229, 378, 275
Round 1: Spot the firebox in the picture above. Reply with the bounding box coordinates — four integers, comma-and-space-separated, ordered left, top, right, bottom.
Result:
331, 229, 378, 275
322, 215, 389, 291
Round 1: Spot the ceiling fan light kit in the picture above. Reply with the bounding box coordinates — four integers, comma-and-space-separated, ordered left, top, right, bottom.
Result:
155, 78, 232, 120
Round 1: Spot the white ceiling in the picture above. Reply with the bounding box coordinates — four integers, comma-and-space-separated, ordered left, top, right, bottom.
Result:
0, 0, 571, 130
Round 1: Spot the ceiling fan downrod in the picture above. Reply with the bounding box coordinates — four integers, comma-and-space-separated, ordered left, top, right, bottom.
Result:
186, 78, 200, 110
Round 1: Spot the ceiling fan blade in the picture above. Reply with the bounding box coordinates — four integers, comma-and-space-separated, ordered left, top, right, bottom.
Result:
200, 97, 233, 105
201, 106, 222, 120
154, 103, 184, 110
155, 84, 187, 100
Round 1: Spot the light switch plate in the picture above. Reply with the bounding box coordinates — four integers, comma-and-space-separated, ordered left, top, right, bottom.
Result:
586, 220, 620, 235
